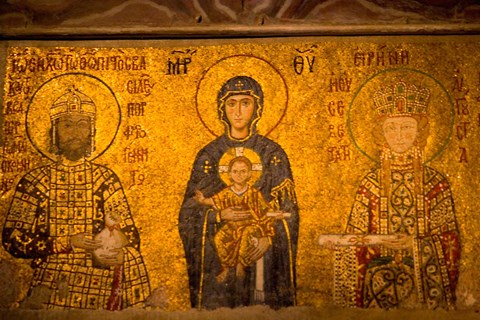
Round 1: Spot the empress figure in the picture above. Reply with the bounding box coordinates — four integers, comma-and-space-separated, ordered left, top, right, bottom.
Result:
342, 81, 460, 309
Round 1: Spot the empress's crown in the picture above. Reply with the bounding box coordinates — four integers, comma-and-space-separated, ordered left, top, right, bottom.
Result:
373, 81, 430, 117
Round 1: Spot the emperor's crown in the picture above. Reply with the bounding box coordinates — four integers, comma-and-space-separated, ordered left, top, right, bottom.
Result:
50, 86, 96, 121
373, 81, 430, 117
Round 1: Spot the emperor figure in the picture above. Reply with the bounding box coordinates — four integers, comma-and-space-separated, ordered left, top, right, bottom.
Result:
2, 87, 150, 310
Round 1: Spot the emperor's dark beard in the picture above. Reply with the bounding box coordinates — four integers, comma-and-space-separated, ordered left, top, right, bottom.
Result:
57, 138, 92, 161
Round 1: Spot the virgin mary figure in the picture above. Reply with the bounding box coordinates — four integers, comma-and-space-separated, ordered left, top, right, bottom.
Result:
179, 76, 299, 309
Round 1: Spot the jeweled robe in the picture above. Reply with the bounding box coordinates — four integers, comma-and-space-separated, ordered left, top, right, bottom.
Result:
337, 158, 460, 309
212, 185, 275, 268
2, 159, 150, 310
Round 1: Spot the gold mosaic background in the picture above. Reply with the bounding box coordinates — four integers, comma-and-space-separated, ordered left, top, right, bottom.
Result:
1, 36, 479, 310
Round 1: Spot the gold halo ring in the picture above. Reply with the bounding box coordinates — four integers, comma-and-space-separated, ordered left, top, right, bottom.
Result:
218, 147, 263, 186
195, 55, 288, 137
26, 73, 121, 161
348, 68, 454, 164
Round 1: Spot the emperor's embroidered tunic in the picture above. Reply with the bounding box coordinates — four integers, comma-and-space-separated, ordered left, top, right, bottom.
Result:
3, 160, 150, 310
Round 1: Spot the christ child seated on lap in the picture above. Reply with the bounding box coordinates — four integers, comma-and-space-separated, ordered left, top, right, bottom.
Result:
195, 156, 283, 283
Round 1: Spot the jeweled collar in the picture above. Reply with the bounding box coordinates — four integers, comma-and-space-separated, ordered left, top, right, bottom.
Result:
54, 155, 89, 170
381, 145, 423, 170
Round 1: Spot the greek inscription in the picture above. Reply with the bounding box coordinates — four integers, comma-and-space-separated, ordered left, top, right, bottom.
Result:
171, 49, 197, 55
293, 56, 315, 75
7, 76, 32, 97
328, 124, 346, 139
388, 50, 409, 65
124, 147, 149, 163
166, 49, 196, 76
327, 101, 345, 117
455, 94, 469, 116
3, 100, 24, 115
328, 73, 352, 93
124, 125, 147, 140
130, 170, 146, 187
295, 44, 317, 54
1, 158, 31, 174
452, 70, 471, 165
166, 58, 192, 75
4, 121, 22, 135
2, 138, 27, 154
11, 54, 147, 74
456, 122, 470, 140
0, 178, 15, 195
459, 147, 468, 163
452, 71, 467, 92
127, 102, 146, 117
452, 70, 470, 116
327, 145, 351, 162
293, 44, 317, 75
126, 75, 154, 96
354, 46, 409, 67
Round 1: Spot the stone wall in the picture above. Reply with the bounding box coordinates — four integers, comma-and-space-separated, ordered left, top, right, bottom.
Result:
1, 0, 480, 37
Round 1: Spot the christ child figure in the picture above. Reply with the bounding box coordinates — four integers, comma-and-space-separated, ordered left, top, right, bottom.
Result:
195, 156, 282, 283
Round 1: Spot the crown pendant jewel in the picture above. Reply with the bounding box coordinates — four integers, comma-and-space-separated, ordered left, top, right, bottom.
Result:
374, 81, 430, 117
50, 86, 96, 121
